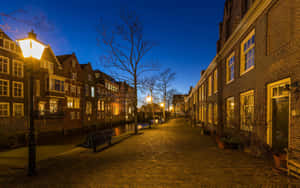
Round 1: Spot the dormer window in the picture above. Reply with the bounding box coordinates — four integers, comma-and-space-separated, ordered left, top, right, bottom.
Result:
88, 74, 92, 81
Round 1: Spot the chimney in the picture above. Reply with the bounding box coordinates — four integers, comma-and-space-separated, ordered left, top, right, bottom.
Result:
201, 69, 206, 77
28, 29, 37, 39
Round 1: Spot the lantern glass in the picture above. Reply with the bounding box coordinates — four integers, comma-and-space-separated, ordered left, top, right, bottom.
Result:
18, 39, 46, 60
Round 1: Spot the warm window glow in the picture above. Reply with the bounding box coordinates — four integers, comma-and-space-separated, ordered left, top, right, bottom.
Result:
13, 103, 24, 117
113, 103, 119, 115
214, 103, 218, 125
0, 102, 9, 117
208, 103, 212, 124
213, 69, 218, 93
208, 76, 212, 96
240, 90, 254, 132
226, 97, 235, 128
50, 100, 58, 113
18, 39, 46, 60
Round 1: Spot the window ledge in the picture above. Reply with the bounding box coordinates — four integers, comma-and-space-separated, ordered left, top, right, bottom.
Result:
226, 79, 235, 85
240, 66, 254, 76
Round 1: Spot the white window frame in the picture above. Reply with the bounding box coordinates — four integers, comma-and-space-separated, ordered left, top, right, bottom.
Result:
12, 60, 24, 77
13, 103, 24, 117
0, 56, 9, 74
12, 81, 23, 98
0, 102, 10, 117
0, 79, 9, 96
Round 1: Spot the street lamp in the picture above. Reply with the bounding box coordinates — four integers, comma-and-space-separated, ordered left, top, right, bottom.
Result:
17, 30, 46, 176
160, 102, 165, 108
146, 95, 152, 104
146, 95, 153, 127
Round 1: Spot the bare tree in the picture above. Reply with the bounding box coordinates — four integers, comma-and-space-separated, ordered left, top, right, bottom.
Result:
0, 9, 54, 34
158, 68, 176, 120
98, 10, 157, 134
142, 76, 159, 124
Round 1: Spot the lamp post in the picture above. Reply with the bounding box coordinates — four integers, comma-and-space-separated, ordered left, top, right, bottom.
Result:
17, 30, 46, 176
160, 102, 165, 122
146, 95, 154, 127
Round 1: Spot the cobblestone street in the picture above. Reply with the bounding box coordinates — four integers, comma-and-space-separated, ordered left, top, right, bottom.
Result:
2, 119, 300, 187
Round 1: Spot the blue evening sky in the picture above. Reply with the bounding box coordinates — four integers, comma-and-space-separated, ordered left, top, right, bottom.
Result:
1, 0, 225, 96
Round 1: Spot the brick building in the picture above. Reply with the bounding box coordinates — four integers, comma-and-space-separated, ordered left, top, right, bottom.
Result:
172, 94, 187, 117
185, 0, 300, 176
0, 30, 135, 147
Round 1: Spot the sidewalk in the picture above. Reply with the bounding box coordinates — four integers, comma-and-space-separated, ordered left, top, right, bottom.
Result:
0, 127, 138, 179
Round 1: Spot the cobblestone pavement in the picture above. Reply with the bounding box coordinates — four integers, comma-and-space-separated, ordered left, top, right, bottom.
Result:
2, 118, 300, 187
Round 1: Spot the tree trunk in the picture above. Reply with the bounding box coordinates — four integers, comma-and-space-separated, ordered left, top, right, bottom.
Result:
163, 87, 166, 121
134, 76, 138, 134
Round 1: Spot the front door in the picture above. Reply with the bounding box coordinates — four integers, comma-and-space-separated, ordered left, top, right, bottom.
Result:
272, 97, 289, 151
267, 78, 290, 147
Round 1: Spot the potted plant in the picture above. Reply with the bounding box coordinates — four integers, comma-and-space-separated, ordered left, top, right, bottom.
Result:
272, 144, 287, 169
272, 134, 288, 169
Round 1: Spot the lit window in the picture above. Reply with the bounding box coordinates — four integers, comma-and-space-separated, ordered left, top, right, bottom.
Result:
13, 103, 24, 117
88, 74, 92, 81
0, 56, 9, 74
214, 103, 218, 125
13, 60, 23, 77
71, 85, 76, 95
49, 100, 58, 113
39, 102, 46, 115
226, 97, 235, 128
213, 69, 218, 93
77, 87, 81, 96
65, 83, 69, 92
241, 30, 255, 75
97, 100, 101, 111
76, 112, 80, 119
0, 103, 9, 117
208, 76, 212, 96
86, 101, 92, 115
74, 98, 80, 109
70, 111, 75, 120
67, 97, 74, 108
199, 105, 202, 121
101, 101, 105, 111
0, 79, 9, 96
226, 53, 235, 83
240, 90, 254, 132
91, 86, 95, 98
13, 81, 23, 97
208, 104, 212, 124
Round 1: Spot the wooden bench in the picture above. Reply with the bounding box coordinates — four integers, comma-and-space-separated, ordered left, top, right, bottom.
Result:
83, 129, 114, 152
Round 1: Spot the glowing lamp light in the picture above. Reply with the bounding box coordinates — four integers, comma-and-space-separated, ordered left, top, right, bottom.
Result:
146, 96, 152, 104
160, 103, 165, 108
17, 31, 46, 60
